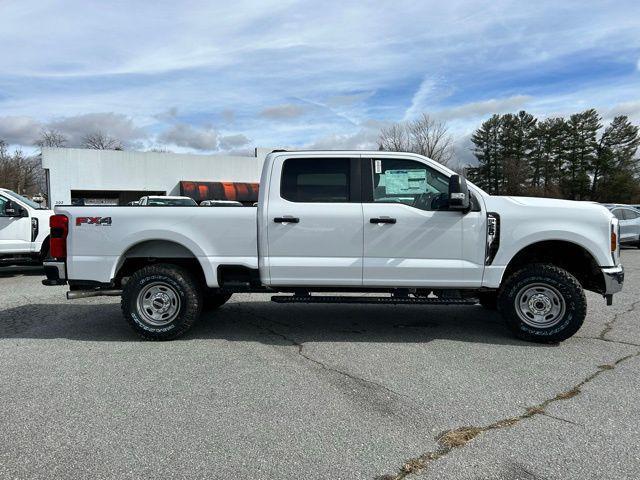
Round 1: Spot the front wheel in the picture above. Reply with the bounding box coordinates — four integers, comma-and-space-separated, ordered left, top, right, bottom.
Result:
121, 264, 202, 340
498, 264, 586, 343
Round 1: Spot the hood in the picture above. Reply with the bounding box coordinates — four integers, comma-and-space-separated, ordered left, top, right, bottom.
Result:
493, 196, 611, 214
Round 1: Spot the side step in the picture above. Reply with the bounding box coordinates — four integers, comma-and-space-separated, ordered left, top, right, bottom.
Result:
271, 295, 477, 305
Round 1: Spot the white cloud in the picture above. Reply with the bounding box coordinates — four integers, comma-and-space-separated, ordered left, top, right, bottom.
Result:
325, 92, 374, 108
0, 116, 42, 145
404, 77, 439, 120
48, 112, 147, 147
0, 0, 638, 153
158, 124, 218, 150
219, 133, 251, 150
260, 104, 308, 120
305, 120, 386, 150
435, 95, 532, 121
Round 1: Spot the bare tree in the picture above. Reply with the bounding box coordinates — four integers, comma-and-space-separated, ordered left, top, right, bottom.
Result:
378, 114, 454, 166
82, 131, 124, 150
378, 123, 410, 152
0, 141, 42, 195
36, 129, 67, 148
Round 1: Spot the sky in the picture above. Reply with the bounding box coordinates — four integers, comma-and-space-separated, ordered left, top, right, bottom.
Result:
0, 0, 639, 166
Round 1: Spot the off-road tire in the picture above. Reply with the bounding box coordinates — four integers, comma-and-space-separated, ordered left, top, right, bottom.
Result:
203, 292, 232, 311
121, 263, 202, 340
478, 291, 498, 310
498, 263, 586, 343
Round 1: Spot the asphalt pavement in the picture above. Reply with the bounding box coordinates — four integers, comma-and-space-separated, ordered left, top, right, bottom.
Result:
0, 251, 638, 479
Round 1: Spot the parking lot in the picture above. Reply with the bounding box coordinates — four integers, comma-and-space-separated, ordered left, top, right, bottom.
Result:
0, 252, 638, 480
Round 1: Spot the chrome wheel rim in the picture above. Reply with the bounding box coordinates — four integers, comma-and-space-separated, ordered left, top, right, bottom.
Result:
136, 282, 181, 326
515, 283, 565, 328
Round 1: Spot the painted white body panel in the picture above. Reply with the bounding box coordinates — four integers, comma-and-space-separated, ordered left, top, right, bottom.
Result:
55, 205, 258, 286
264, 154, 364, 286
0, 188, 52, 255
57, 151, 617, 290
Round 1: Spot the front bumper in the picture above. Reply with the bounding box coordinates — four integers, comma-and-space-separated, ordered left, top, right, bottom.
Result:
42, 260, 67, 286
602, 265, 624, 296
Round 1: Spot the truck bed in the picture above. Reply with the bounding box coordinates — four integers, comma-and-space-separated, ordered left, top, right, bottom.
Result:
56, 206, 258, 286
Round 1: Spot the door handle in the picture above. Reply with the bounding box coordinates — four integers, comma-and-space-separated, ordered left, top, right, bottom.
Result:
370, 217, 396, 224
274, 216, 300, 223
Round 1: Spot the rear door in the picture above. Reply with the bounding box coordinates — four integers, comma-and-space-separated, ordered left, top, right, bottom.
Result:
265, 156, 364, 286
361, 156, 485, 287
0, 194, 31, 253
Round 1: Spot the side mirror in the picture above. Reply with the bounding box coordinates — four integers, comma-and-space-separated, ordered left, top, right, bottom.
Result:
448, 175, 470, 211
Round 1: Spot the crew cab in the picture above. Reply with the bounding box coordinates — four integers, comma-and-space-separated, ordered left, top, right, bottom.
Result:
0, 188, 53, 265
43, 151, 624, 342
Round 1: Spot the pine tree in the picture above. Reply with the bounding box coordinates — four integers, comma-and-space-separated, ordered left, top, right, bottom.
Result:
468, 115, 503, 194
499, 111, 536, 195
563, 109, 601, 200
595, 115, 640, 202
530, 118, 568, 197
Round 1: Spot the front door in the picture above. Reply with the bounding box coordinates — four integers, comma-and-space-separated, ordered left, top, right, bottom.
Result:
265, 156, 364, 286
362, 157, 485, 287
0, 195, 31, 253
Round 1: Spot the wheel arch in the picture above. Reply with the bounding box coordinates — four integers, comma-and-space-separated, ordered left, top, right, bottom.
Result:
40, 235, 50, 259
112, 239, 208, 287
502, 239, 605, 294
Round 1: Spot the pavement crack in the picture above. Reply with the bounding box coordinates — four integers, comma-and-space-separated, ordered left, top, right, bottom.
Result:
539, 411, 581, 426
599, 299, 640, 341
377, 350, 640, 480
575, 335, 640, 347
232, 306, 414, 404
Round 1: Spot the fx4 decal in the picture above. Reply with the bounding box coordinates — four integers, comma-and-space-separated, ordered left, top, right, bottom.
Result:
76, 216, 112, 226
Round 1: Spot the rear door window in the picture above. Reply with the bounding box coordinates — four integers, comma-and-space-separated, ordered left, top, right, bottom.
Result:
281, 158, 351, 203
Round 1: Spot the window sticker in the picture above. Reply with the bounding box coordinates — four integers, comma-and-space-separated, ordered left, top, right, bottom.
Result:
374, 159, 382, 174
383, 169, 428, 195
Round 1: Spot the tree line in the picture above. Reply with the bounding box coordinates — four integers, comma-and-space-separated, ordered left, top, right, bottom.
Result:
466, 110, 640, 202
0, 130, 123, 197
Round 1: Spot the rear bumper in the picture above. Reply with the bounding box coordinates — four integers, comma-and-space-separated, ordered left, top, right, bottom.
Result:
602, 265, 624, 295
42, 260, 67, 286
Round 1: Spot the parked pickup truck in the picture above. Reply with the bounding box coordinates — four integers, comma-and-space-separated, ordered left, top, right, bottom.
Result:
0, 188, 53, 265
43, 151, 624, 342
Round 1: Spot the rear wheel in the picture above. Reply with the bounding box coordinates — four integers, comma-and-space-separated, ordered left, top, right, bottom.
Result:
498, 263, 586, 343
121, 264, 202, 340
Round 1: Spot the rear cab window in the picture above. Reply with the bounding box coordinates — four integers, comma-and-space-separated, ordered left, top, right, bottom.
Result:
280, 158, 351, 203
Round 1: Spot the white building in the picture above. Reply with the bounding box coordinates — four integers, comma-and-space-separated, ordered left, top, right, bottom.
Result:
42, 147, 270, 206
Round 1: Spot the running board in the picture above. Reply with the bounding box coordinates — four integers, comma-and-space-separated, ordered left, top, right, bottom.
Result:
271, 295, 477, 305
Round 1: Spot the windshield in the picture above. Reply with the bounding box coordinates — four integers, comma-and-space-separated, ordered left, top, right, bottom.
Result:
5, 190, 43, 209
148, 198, 197, 206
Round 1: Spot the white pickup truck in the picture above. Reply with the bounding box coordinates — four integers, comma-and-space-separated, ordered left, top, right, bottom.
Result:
43, 151, 624, 342
0, 188, 53, 265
